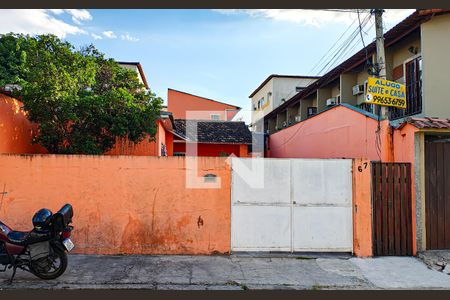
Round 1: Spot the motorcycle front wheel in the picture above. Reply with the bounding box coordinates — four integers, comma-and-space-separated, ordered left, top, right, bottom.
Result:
30, 247, 68, 280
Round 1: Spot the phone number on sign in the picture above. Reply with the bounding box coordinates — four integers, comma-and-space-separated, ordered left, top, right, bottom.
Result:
367, 94, 406, 108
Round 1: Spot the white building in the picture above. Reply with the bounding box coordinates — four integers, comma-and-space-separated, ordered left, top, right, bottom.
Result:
249, 75, 319, 132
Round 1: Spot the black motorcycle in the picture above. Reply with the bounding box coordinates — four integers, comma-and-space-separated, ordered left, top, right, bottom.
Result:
0, 204, 74, 283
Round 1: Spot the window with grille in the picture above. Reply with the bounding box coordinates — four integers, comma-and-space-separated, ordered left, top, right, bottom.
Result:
359, 103, 377, 115
390, 56, 422, 120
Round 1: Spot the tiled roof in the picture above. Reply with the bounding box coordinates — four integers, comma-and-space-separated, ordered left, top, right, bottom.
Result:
405, 117, 450, 129
173, 119, 252, 144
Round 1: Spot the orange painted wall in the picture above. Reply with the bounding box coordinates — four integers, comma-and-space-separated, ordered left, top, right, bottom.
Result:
167, 89, 239, 120
269, 106, 416, 164
174, 142, 248, 157
107, 135, 158, 156
0, 155, 231, 255
352, 159, 373, 257
391, 123, 419, 254
269, 106, 386, 160
106, 120, 173, 156
166, 131, 174, 156
1, 93, 171, 157
0, 93, 46, 154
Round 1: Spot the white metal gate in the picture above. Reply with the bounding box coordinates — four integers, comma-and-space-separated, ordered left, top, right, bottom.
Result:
231, 158, 353, 252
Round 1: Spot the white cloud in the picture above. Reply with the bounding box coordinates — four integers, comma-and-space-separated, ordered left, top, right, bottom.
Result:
65, 9, 93, 25
0, 9, 86, 38
48, 9, 93, 25
213, 9, 416, 28
120, 33, 139, 42
91, 33, 103, 40
102, 30, 117, 39
48, 9, 64, 15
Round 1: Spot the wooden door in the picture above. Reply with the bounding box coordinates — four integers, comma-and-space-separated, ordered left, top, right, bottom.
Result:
372, 162, 413, 256
425, 137, 450, 249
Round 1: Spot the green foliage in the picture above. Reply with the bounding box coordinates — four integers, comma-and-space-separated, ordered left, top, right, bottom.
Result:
0, 33, 162, 154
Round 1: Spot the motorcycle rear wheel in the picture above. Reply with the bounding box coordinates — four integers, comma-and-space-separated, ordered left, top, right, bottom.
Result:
30, 247, 68, 280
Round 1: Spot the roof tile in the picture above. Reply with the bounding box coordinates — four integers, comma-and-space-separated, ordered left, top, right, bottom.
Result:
406, 117, 450, 129
173, 119, 252, 144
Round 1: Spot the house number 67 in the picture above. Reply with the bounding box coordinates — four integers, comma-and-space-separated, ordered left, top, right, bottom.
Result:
358, 162, 368, 172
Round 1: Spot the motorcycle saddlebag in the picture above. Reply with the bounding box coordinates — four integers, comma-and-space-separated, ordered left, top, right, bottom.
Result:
28, 241, 50, 261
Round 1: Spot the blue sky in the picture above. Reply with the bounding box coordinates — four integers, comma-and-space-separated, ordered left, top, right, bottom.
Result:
0, 9, 414, 123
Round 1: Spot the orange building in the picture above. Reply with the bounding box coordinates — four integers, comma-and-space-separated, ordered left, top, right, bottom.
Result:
167, 89, 240, 121
166, 88, 251, 157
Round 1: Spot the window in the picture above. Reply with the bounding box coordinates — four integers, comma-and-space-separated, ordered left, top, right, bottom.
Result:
306, 107, 317, 118
358, 103, 376, 115
210, 114, 220, 120
389, 56, 422, 120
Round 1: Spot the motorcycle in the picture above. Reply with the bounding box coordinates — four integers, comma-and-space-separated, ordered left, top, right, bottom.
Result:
0, 204, 74, 283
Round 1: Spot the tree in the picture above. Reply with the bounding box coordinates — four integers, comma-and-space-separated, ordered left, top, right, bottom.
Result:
0, 33, 162, 154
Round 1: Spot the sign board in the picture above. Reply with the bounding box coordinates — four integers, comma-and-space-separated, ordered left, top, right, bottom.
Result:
365, 77, 406, 109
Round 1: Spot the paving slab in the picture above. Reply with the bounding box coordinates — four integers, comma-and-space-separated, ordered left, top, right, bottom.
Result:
0, 254, 449, 290
350, 257, 450, 289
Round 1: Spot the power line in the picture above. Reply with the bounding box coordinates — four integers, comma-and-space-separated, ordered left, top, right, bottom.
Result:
315, 15, 369, 75
308, 17, 358, 75
301, 9, 369, 13
357, 9, 368, 60
316, 12, 372, 76
278, 12, 372, 103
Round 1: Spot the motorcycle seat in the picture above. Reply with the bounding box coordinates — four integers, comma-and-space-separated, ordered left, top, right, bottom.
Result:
7, 230, 52, 246
7, 231, 30, 245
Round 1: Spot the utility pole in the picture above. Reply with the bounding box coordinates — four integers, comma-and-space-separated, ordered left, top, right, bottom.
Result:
371, 9, 387, 118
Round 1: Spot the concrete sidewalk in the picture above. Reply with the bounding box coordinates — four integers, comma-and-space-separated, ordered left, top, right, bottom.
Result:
1, 254, 449, 290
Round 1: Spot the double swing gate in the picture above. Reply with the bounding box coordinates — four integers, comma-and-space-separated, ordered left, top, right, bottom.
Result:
230, 158, 353, 253
371, 162, 413, 256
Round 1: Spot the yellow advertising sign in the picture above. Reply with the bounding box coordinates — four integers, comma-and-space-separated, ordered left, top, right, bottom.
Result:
365, 77, 407, 109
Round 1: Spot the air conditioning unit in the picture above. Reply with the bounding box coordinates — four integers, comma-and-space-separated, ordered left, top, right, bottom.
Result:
326, 97, 337, 106
352, 84, 364, 95
295, 115, 302, 122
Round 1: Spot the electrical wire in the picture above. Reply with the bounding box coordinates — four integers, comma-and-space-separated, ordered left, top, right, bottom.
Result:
308, 17, 359, 75
313, 12, 371, 76
317, 12, 372, 75
268, 120, 307, 150
375, 106, 382, 161
357, 9, 368, 62
278, 11, 372, 102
